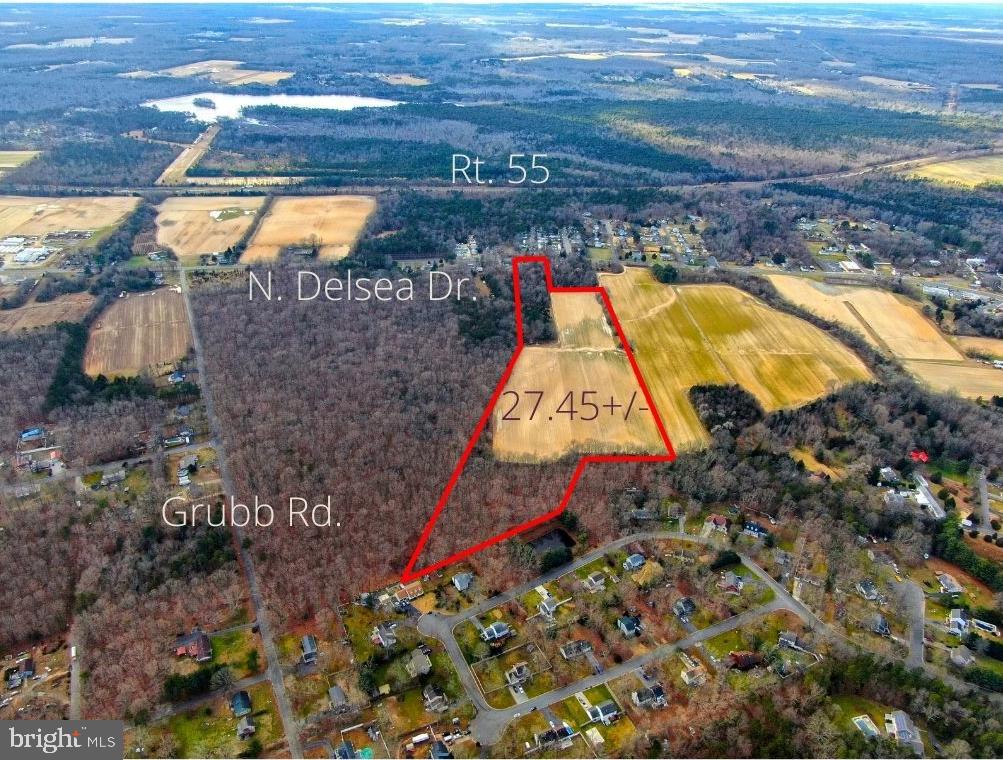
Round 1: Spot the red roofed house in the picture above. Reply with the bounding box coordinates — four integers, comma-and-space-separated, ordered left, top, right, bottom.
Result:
706, 514, 730, 534
910, 450, 929, 463
174, 628, 212, 663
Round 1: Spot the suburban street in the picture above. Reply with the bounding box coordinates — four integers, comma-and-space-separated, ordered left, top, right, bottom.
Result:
418, 529, 828, 744
179, 268, 303, 759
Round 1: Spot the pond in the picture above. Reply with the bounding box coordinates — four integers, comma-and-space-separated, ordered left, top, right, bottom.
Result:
142, 92, 403, 123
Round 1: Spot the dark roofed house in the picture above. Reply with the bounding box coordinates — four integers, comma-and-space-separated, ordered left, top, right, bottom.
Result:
587, 700, 620, 725
430, 740, 453, 759
452, 572, 474, 592
505, 661, 531, 686
617, 615, 642, 638
328, 685, 348, 713
718, 571, 745, 594
632, 684, 667, 709
335, 741, 358, 759
779, 631, 799, 649
560, 640, 593, 660
583, 571, 607, 593
301, 634, 318, 664
174, 628, 212, 663
727, 651, 764, 671
20, 658, 35, 678
480, 622, 511, 642
673, 597, 696, 619
744, 521, 769, 539
871, 614, 890, 637
237, 716, 255, 739
623, 553, 645, 572
534, 724, 575, 750
230, 690, 252, 718
538, 597, 560, 620
856, 579, 878, 601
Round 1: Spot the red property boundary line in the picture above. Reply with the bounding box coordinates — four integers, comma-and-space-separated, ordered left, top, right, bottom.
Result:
401, 256, 676, 583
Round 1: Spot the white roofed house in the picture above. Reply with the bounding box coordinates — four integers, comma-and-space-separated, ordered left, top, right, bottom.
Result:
884, 710, 924, 756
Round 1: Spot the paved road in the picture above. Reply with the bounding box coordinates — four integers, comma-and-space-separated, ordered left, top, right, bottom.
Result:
68, 624, 81, 720
179, 269, 303, 758
976, 467, 992, 531
419, 530, 824, 744
902, 581, 927, 669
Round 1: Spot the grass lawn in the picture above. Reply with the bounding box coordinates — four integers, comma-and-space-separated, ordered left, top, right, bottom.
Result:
596, 714, 636, 753
704, 628, 744, 660
587, 246, 612, 261
211, 629, 261, 678
831, 694, 890, 732
165, 681, 282, 757
343, 606, 383, 662
553, 696, 591, 729
583, 684, 615, 707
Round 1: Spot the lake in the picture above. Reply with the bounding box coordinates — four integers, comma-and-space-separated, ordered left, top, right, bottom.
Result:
142, 92, 403, 123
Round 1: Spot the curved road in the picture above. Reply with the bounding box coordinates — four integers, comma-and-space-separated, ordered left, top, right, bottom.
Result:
418, 530, 826, 744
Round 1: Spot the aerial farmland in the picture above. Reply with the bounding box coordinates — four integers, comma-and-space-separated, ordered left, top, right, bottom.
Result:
155, 195, 264, 263
241, 196, 376, 262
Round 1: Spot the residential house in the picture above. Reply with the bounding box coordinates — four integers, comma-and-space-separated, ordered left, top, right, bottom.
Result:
622, 553, 645, 572
631, 684, 667, 709
718, 571, 745, 594
230, 690, 252, 718
237, 716, 255, 739
884, 710, 924, 756
371, 622, 397, 649
301, 634, 318, 664
335, 741, 357, 759
950, 646, 975, 668
947, 609, 969, 636
673, 597, 697, 619
587, 700, 620, 726
727, 651, 763, 671
405, 648, 432, 678
480, 622, 511, 642
328, 685, 349, 713
779, 631, 799, 649
705, 514, 730, 534
393, 581, 424, 607
452, 572, 473, 592
583, 571, 607, 594
538, 597, 560, 620
871, 613, 890, 637
937, 573, 964, 595
534, 724, 575, 751
422, 684, 449, 713
505, 661, 531, 686
681, 664, 707, 686
617, 614, 642, 638
20, 658, 35, 678
856, 579, 879, 601
879, 467, 901, 485
743, 522, 769, 539
174, 628, 212, 663
560, 640, 593, 660
430, 740, 453, 759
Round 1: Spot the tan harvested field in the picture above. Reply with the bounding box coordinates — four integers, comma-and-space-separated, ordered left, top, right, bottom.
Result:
84, 289, 192, 378
374, 73, 430, 86
155, 124, 219, 186
909, 155, 1003, 188
155, 196, 264, 261
601, 269, 872, 449
125, 60, 293, 86
242, 196, 376, 262
959, 335, 1003, 359
904, 360, 1003, 400
767, 275, 963, 361
551, 292, 617, 350
0, 292, 94, 333
0, 150, 38, 177
492, 292, 664, 463
0, 196, 138, 237
769, 275, 1003, 398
